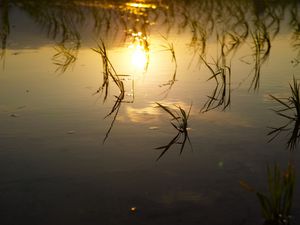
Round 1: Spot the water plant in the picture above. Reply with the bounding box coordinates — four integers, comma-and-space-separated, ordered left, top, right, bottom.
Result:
155, 102, 192, 160
249, 23, 271, 91
200, 55, 231, 112
92, 39, 125, 101
0, 0, 9, 69
92, 39, 133, 142
241, 164, 296, 225
159, 36, 178, 96
268, 77, 300, 150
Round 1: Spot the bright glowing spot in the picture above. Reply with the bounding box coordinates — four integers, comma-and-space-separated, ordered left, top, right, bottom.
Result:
130, 45, 147, 70
125, 2, 157, 9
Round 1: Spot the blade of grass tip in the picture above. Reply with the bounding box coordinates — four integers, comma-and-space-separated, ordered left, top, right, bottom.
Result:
179, 133, 187, 154
187, 103, 192, 119
275, 112, 295, 120
156, 102, 179, 121
186, 134, 193, 150
178, 106, 187, 121
156, 132, 180, 161
170, 121, 180, 131
200, 55, 216, 76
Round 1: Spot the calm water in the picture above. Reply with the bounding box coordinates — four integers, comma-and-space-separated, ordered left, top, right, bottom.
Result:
1, 0, 300, 224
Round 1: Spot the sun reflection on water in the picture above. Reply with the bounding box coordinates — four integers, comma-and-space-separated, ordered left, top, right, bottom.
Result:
128, 31, 149, 71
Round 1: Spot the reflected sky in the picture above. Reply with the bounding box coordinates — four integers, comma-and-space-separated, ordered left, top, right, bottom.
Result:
1, 1, 300, 225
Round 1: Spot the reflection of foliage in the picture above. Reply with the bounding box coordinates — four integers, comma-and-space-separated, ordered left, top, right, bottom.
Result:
200, 54, 231, 112
249, 23, 271, 90
290, 5, 300, 67
92, 40, 125, 101
155, 102, 192, 161
0, 0, 10, 68
92, 40, 134, 142
52, 41, 79, 73
241, 164, 296, 225
159, 36, 177, 97
268, 77, 300, 150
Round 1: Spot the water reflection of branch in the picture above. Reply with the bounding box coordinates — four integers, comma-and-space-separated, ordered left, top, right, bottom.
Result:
18, 0, 83, 43
290, 5, 300, 67
155, 102, 192, 161
0, 0, 9, 69
200, 32, 234, 113
92, 40, 134, 142
159, 36, 178, 97
268, 77, 300, 150
249, 23, 271, 91
201, 56, 231, 112
52, 41, 80, 73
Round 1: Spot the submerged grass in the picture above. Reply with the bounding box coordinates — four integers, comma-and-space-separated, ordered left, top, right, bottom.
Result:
155, 102, 192, 160
241, 164, 296, 225
268, 77, 300, 150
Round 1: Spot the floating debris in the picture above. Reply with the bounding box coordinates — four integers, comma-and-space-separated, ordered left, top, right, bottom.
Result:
67, 130, 75, 134
10, 113, 18, 118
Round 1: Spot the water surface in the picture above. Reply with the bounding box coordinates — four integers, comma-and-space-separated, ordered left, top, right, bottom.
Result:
1, 0, 300, 224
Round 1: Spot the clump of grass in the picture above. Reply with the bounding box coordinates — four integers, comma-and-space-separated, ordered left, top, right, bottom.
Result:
155, 102, 192, 160
268, 77, 300, 150
200, 55, 231, 112
92, 39, 133, 142
241, 164, 295, 225
92, 39, 125, 101
249, 23, 271, 91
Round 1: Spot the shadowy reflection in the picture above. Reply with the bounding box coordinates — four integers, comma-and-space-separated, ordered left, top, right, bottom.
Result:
52, 41, 79, 73
0, 0, 298, 79
0, 0, 9, 69
159, 36, 177, 98
249, 23, 271, 91
155, 102, 192, 161
268, 77, 300, 150
93, 40, 134, 142
201, 32, 238, 112
290, 4, 300, 67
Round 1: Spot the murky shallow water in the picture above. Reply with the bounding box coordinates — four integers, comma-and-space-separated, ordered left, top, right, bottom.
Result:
1, 0, 300, 224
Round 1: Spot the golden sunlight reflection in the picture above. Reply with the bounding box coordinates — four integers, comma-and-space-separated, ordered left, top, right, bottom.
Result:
128, 32, 149, 70
125, 2, 157, 9
125, 105, 160, 123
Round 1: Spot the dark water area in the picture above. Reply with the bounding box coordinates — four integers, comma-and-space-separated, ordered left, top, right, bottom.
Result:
1, 0, 300, 224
